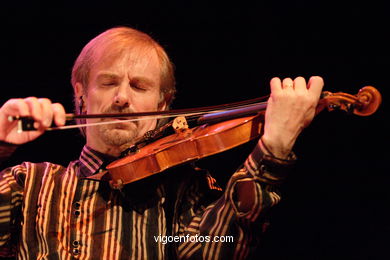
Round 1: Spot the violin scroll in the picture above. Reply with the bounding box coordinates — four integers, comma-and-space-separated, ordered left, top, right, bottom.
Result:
354, 86, 382, 116
319, 86, 382, 116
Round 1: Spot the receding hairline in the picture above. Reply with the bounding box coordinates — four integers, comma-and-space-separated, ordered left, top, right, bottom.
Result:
71, 27, 166, 89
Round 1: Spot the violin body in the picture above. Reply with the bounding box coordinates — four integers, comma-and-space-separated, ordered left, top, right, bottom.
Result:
106, 115, 264, 187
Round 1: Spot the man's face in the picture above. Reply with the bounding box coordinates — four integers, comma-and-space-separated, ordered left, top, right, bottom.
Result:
82, 49, 165, 156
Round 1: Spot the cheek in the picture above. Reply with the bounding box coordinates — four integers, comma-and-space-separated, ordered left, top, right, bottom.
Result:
87, 98, 102, 113
136, 93, 162, 130
86, 89, 113, 112
133, 92, 161, 111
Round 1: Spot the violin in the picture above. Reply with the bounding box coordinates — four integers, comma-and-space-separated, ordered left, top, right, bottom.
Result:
11, 86, 382, 189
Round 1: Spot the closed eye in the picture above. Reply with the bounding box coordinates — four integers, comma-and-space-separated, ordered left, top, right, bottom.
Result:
102, 81, 117, 87
131, 83, 147, 91
96, 72, 122, 87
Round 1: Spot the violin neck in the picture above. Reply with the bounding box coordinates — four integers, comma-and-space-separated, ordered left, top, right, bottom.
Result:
197, 102, 267, 124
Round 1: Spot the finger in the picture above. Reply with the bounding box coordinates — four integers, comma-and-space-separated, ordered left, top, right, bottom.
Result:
307, 76, 324, 99
270, 77, 282, 95
25, 97, 43, 123
38, 98, 54, 127
282, 78, 294, 91
2, 98, 30, 117
293, 76, 307, 94
52, 103, 66, 126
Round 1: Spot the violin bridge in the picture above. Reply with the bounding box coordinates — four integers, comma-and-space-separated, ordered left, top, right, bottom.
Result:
172, 116, 190, 134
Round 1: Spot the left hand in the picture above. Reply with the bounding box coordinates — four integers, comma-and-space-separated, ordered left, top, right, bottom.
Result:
262, 76, 324, 159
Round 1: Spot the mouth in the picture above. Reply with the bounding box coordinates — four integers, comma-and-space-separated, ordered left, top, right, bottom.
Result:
104, 117, 137, 129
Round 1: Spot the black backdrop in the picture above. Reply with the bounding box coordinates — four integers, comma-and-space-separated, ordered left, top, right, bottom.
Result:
2, 1, 389, 259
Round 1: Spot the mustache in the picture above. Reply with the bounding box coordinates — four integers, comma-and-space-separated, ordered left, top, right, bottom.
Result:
103, 106, 135, 114
100, 107, 139, 125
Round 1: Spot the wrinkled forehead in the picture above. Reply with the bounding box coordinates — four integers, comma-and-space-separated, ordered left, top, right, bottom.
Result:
91, 41, 161, 72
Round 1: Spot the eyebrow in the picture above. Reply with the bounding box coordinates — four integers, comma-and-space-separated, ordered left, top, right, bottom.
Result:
130, 77, 157, 87
96, 73, 122, 81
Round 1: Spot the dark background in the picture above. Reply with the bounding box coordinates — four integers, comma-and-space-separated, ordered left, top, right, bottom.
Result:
2, 0, 389, 259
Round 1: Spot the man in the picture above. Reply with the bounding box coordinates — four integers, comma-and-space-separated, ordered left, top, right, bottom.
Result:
0, 27, 323, 259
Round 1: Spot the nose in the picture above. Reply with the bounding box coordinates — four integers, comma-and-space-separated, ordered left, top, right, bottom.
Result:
113, 83, 131, 108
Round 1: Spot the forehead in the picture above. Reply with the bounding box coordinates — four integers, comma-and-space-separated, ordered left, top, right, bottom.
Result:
90, 45, 162, 81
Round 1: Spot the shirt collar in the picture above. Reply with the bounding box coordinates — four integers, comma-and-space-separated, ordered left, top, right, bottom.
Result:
77, 145, 116, 178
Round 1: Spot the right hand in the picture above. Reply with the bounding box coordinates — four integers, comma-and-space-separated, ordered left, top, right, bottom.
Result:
0, 97, 66, 144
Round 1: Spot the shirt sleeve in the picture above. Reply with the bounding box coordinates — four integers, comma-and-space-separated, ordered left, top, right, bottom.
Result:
175, 140, 296, 259
0, 142, 25, 257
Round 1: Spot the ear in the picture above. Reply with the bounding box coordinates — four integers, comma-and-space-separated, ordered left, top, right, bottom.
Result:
158, 100, 167, 111
75, 82, 85, 98
75, 82, 86, 105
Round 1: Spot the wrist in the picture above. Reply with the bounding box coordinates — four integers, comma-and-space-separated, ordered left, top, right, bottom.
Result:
260, 135, 293, 160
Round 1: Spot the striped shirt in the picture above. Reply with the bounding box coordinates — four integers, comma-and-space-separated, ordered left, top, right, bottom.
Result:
0, 142, 294, 259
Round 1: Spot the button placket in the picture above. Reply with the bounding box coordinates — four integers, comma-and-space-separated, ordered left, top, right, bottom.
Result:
71, 201, 81, 256
72, 239, 80, 256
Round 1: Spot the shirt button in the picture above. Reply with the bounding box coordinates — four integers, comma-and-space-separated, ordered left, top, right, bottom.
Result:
72, 240, 80, 247
74, 210, 81, 217
74, 202, 81, 209
72, 248, 80, 255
